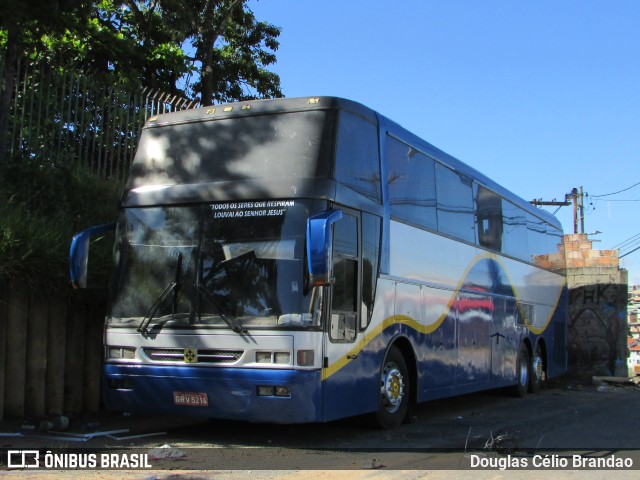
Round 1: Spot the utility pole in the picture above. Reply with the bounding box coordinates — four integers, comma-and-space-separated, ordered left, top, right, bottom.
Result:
579, 186, 585, 234
531, 187, 584, 234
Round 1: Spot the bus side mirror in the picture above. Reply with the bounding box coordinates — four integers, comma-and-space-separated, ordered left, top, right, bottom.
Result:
69, 223, 116, 289
306, 209, 343, 287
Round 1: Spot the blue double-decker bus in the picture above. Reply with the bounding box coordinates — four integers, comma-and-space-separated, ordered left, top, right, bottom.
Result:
71, 97, 567, 428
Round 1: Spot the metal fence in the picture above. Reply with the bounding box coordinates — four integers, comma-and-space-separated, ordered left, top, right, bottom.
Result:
1, 57, 198, 178
0, 58, 199, 420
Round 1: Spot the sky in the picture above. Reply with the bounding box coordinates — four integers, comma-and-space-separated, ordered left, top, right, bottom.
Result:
249, 0, 640, 284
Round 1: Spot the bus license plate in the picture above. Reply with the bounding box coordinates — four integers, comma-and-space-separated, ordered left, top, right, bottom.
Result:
173, 391, 209, 407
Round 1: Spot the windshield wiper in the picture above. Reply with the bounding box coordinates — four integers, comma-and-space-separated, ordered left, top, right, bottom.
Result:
194, 284, 247, 334
193, 252, 252, 335
137, 282, 178, 334
138, 253, 183, 335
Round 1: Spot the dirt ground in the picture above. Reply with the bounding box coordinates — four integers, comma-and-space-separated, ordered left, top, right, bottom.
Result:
2, 380, 640, 478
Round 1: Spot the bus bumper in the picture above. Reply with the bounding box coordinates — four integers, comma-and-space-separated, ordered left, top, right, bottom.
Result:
102, 364, 323, 424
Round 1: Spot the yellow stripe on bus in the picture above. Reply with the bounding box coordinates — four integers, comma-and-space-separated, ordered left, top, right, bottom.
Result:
321, 252, 566, 380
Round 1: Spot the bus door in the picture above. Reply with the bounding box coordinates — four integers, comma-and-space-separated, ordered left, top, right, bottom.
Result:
321, 209, 363, 419
327, 209, 359, 345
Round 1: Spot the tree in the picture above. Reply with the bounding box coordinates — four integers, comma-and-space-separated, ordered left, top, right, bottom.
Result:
100, 0, 283, 104
0, 0, 283, 157
179, 0, 282, 104
0, 0, 91, 160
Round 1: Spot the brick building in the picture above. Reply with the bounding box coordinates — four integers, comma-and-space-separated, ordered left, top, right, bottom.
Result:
536, 234, 628, 380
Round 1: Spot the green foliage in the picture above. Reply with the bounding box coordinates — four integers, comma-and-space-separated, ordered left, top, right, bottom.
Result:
0, 0, 284, 289
2, 0, 282, 102
182, 0, 283, 104
0, 158, 122, 290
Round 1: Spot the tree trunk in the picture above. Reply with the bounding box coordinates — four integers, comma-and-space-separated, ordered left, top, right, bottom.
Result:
197, 0, 242, 105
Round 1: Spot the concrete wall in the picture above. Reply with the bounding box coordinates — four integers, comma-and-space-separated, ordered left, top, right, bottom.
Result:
568, 280, 628, 379
0, 282, 105, 421
538, 234, 629, 380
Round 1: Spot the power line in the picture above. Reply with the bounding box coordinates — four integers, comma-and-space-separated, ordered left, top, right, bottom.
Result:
615, 231, 640, 259
593, 198, 640, 202
612, 231, 640, 250
621, 238, 640, 255
621, 244, 640, 259
591, 180, 640, 198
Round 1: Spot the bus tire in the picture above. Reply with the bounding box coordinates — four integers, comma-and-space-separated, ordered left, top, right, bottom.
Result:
513, 343, 530, 398
530, 343, 545, 394
374, 345, 409, 429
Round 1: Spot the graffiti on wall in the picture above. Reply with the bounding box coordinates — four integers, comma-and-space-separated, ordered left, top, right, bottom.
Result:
567, 284, 628, 379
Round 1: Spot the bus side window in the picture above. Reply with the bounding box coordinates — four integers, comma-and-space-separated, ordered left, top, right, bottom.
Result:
475, 184, 503, 251
435, 163, 475, 243
361, 213, 381, 330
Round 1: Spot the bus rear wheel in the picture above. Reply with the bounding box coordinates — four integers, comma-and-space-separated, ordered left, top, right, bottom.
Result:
530, 343, 545, 393
513, 343, 530, 398
374, 346, 409, 429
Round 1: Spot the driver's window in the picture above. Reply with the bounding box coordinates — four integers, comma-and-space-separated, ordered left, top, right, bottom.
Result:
330, 212, 358, 342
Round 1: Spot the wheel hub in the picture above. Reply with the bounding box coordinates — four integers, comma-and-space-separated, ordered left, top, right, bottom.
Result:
519, 354, 528, 386
533, 355, 544, 381
381, 365, 404, 412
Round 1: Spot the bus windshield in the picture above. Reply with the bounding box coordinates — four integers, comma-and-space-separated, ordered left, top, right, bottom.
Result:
108, 199, 327, 330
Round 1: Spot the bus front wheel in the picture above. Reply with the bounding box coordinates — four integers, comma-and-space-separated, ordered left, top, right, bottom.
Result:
374, 346, 409, 429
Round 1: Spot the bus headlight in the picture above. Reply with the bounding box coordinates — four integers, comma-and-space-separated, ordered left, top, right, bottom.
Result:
108, 347, 136, 360
257, 386, 291, 397
274, 386, 291, 397
274, 352, 291, 365
256, 352, 272, 363
257, 386, 274, 396
256, 351, 292, 365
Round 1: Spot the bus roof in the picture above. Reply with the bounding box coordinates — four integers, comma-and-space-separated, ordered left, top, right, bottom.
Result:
143, 96, 377, 128
142, 96, 561, 230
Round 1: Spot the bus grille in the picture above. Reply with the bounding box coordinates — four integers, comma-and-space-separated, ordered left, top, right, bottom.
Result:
142, 348, 243, 364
